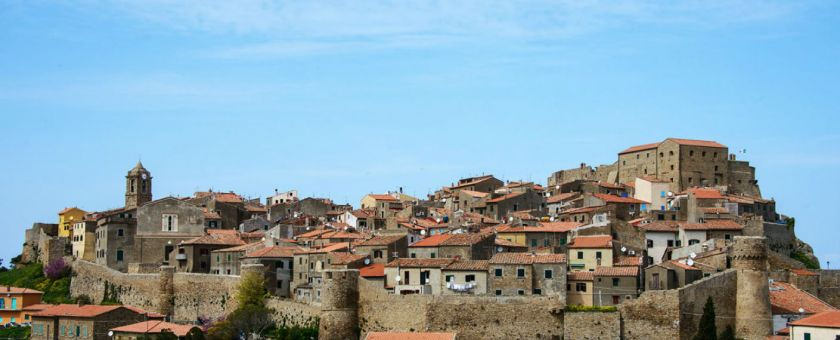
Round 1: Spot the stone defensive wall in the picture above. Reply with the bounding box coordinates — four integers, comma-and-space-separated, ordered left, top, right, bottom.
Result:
70, 260, 160, 312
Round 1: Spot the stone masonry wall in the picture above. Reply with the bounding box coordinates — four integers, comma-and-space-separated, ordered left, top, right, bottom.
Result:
266, 297, 321, 327
620, 290, 680, 340
172, 272, 240, 322
677, 270, 737, 340
818, 270, 840, 308
563, 311, 620, 340
70, 260, 160, 312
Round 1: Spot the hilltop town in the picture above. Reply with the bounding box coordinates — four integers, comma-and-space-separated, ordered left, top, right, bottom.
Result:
9, 138, 840, 340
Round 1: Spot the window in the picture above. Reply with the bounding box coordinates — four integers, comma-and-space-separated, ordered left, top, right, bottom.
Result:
689, 239, 700, 246
612, 278, 620, 286
688, 177, 693, 183
575, 282, 587, 292
544, 239, 550, 247
541, 269, 553, 279
667, 240, 674, 247
116, 250, 124, 262
82, 326, 88, 337
689, 150, 694, 156
596, 251, 602, 259
612, 295, 620, 304
446, 275, 454, 282
373, 250, 383, 258
162, 214, 178, 232
804, 333, 811, 340
277, 261, 284, 269
646, 239, 653, 248
0, 299, 4, 309
76, 325, 80, 337
10, 298, 16, 309
517, 268, 525, 277
530, 239, 537, 247
410, 253, 416, 258
577, 251, 583, 259
430, 253, 436, 258
725, 234, 732, 240
714, 165, 719, 171
702, 151, 706, 157
533, 288, 542, 295
495, 289, 502, 296
495, 268, 503, 277
676, 240, 682, 247
465, 274, 475, 282
517, 289, 525, 295
659, 152, 664, 158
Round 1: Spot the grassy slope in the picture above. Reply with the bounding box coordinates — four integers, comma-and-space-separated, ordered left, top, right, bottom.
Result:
0, 263, 73, 304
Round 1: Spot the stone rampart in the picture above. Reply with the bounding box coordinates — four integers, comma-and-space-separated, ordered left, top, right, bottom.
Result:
620, 290, 680, 340
266, 297, 321, 327
70, 260, 160, 312
172, 272, 240, 321
678, 270, 737, 339
563, 311, 620, 340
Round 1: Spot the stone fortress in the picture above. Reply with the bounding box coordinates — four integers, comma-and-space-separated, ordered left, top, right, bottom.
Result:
20, 138, 839, 339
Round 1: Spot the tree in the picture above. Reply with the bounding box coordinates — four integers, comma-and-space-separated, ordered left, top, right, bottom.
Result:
224, 271, 275, 339
693, 297, 717, 340
719, 325, 735, 340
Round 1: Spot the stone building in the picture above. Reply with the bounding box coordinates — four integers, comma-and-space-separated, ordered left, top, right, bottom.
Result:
210, 242, 264, 275
592, 266, 640, 306
408, 233, 495, 260
480, 189, 545, 221
71, 217, 97, 261
173, 229, 245, 273
495, 221, 583, 253
30, 304, 161, 340
242, 245, 302, 297
616, 138, 763, 197
677, 219, 744, 247
645, 259, 704, 290
133, 197, 206, 270
488, 253, 567, 297
291, 243, 350, 304
384, 258, 453, 295
110, 321, 201, 339
441, 260, 489, 295
582, 193, 645, 221
94, 208, 136, 272
124, 162, 152, 209
567, 235, 613, 272
566, 271, 594, 306
354, 235, 408, 264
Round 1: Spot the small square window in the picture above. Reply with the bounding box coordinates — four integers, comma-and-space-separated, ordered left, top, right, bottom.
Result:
533, 288, 542, 295
544, 270, 553, 279
517, 268, 525, 277
495, 289, 502, 296
494, 268, 503, 277
517, 289, 525, 295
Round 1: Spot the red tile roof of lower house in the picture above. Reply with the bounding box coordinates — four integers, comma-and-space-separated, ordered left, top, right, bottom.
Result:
546, 192, 579, 204
497, 222, 583, 233
567, 271, 594, 281
213, 242, 265, 253
0, 287, 43, 295
562, 206, 605, 214
665, 260, 698, 271
243, 246, 302, 259
21, 303, 53, 311
360, 263, 385, 278
791, 269, 819, 276
489, 253, 566, 265
297, 228, 333, 239
769, 281, 837, 315
615, 256, 643, 267
364, 332, 457, 340
593, 193, 647, 204
686, 187, 725, 199
367, 194, 398, 201
639, 221, 679, 232
443, 260, 489, 271
385, 258, 456, 268
440, 233, 491, 246
329, 252, 368, 266
679, 220, 743, 231
294, 242, 349, 255
33, 304, 154, 318
597, 182, 625, 190
594, 266, 639, 277
788, 310, 840, 328
182, 232, 245, 246
494, 238, 527, 248
568, 235, 613, 249
410, 234, 453, 247
111, 321, 199, 337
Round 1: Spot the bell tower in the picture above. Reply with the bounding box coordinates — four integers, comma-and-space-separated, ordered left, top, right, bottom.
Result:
125, 161, 152, 209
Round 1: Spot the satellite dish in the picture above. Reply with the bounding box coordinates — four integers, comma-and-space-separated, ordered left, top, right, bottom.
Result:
508, 217, 514, 222
496, 246, 503, 252
549, 216, 555, 222
395, 275, 401, 282
667, 191, 674, 197
436, 218, 442, 223
420, 230, 426, 235
687, 259, 695, 266
798, 307, 805, 314
555, 185, 560, 190
364, 258, 370, 265
108, 331, 114, 337
621, 246, 627, 253
689, 252, 697, 259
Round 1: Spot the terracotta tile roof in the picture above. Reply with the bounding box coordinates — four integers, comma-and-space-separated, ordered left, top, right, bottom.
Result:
294, 242, 349, 255
594, 266, 639, 277
320, 231, 365, 239
639, 221, 679, 232
410, 234, 453, 247
451, 175, 495, 189
666, 138, 726, 149
627, 218, 649, 226
244, 204, 267, 213
111, 321, 198, 336
326, 222, 352, 230
769, 281, 837, 315
486, 191, 525, 203
593, 193, 647, 204
244, 246, 301, 258
702, 207, 731, 214
495, 238, 527, 248
297, 229, 333, 239
562, 206, 605, 214
460, 190, 489, 198
568, 235, 613, 249
182, 232, 245, 246
368, 194, 398, 201
791, 269, 819, 276
365, 332, 457, 340
615, 256, 643, 267
329, 252, 368, 265
662, 260, 698, 271
496, 222, 583, 233
619, 142, 660, 154
686, 187, 725, 199
568, 271, 594, 281
356, 235, 405, 247
351, 209, 376, 218
195, 191, 244, 203
0, 287, 43, 295
207, 229, 239, 235
22, 303, 54, 311
59, 207, 84, 214
440, 233, 490, 246
360, 263, 385, 277
679, 219, 743, 231
489, 253, 566, 264
385, 258, 455, 268
444, 260, 489, 271
33, 304, 149, 318
213, 242, 264, 253
546, 192, 579, 204
597, 181, 625, 190
788, 310, 840, 328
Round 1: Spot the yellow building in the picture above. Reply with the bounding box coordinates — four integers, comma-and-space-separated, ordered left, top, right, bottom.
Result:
0, 287, 45, 324
567, 235, 614, 272
566, 271, 595, 306
58, 207, 86, 238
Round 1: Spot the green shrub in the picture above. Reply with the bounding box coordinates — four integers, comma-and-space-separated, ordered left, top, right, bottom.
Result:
0, 326, 31, 339
564, 305, 617, 312
790, 250, 820, 269
0, 262, 74, 303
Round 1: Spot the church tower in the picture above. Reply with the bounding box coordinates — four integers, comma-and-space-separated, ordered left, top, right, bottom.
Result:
125, 161, 152, 209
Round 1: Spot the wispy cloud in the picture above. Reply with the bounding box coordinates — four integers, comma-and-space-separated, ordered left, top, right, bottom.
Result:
84, 0, 809, 58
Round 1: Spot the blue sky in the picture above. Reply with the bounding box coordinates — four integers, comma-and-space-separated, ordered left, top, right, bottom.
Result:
1, 1, 839, 267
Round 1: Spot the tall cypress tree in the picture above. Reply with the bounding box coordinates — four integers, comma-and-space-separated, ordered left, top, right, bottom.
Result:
693, 297, 717, 340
